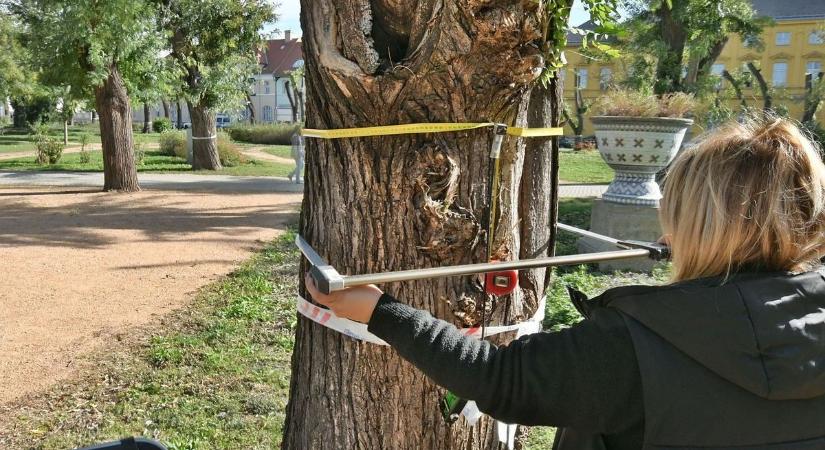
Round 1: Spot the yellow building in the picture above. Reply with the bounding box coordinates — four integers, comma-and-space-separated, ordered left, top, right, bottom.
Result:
562, 0, 825, 136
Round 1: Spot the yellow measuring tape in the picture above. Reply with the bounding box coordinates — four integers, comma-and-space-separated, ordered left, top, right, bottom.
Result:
301, 123, 563, 139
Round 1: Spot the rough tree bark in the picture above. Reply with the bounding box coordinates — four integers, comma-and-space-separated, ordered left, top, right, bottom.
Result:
188, 103, 222, 170
285, 80, 298, 123
283, 1, 554, 449
94, 64, 140, 192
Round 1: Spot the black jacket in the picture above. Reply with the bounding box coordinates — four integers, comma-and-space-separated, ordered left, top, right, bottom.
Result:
367, 268, 825, 449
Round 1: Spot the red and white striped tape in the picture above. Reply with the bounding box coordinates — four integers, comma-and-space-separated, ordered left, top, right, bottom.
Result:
296, 295, 545, 345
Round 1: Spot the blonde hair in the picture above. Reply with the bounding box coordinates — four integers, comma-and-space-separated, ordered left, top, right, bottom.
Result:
660, 116, 825, 282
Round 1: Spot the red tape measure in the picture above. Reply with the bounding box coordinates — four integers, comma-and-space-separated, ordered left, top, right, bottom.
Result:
484, 270, 518, 296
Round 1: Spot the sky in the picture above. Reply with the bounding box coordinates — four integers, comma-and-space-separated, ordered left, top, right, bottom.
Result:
268, 0, 599, 40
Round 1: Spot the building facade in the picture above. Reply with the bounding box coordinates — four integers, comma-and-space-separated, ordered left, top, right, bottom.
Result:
248, 31, 305, 124
562, 0, 825, 136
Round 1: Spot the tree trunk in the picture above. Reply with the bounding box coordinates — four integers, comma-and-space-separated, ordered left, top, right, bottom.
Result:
722, 69, 748, 109
143, 102, 152, 133
162, 98, 171, 119
245, 93, 256, 124
285, 80, 298, 123
188, 103, 221, 170
283, 1, 550, 449
63, 120, 69, 145
91, 110, 96, 124
94, 64, 140, 192
747, 62, 772, 112
654, 1, 688, 94
176, 98, 184, 129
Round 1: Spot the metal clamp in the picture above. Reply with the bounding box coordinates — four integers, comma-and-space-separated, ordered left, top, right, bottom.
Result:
297, 225, 669, 295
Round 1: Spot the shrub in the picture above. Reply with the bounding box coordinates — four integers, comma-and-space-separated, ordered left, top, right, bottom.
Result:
152, 117, 173, 133
217, 133, 247, 167
36, 137, 64, 164
159, 130, 187, 158
226, 123, 300, 145
134, 143, 146, 165
77, 133, 92, 163
595, 89, 696, 118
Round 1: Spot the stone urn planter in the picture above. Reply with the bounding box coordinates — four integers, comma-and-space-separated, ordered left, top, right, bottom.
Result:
592, 116, 693, 207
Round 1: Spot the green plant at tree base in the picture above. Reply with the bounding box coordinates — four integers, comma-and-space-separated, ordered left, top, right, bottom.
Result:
152, 118, 173, 133
31, 123, 64, 165
134, 143, 146, 165
78, 132, 91, 164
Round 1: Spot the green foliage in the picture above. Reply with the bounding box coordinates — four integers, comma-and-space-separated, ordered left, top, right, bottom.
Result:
153, 117, 174, 133
226, 123, 301, 145
0, 14, 27, 99
159, 130, 187, 158
537, 0, 620, 85
160, 0, 276, 111
622, 0, 769, 95
134, 142, 147, 165
32, 126, 64, 165
217, 134, 247, 167
12, 0, 163, 101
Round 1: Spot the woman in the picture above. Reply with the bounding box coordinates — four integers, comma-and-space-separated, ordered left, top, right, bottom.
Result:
305, 117, 825, 449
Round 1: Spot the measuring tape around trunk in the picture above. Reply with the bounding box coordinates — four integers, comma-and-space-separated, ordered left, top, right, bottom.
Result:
301, 123, 563, 139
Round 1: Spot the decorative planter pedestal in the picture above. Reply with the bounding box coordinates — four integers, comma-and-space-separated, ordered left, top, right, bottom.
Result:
578, 116, 693, 271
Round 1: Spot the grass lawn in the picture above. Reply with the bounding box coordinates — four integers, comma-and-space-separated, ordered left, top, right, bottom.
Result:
2, 199, 668, 449
0, 150, 294, 177
558, 150, 613, 184
260, 145, 292, 159
0, 125, 162, 153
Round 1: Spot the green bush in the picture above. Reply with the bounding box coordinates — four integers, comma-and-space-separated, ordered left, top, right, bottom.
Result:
226, 123, 300, 145
35, 137, 64, 165
134, 143, 146, 165
152, 117, 173, 133
159, 130, 187, 158
217, 133, 247, 167
78, 133, 92, 164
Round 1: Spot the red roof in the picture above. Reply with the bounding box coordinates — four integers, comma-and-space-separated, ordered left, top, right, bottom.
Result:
259, 38, 304, 77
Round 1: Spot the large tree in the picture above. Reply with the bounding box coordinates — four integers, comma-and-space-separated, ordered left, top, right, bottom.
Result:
623, 0, 769, 95
9, 0, 162, 191
283, 1, 615, 448
157, 0, 275, 170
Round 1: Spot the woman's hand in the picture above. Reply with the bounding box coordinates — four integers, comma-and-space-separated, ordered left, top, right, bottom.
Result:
304, 273, 384, 324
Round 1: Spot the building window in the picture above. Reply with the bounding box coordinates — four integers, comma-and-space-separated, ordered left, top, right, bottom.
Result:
775, 32, 791, 46
575, 68, 588, 89
264, 81, 271, 95
810, 31, 824, 45
558, 68, 566, 84
711, 63, 725, 89
599, 67, 612, 90
263, 105, 273, 122
806, 61, 823, 88
772, 61, 788, 87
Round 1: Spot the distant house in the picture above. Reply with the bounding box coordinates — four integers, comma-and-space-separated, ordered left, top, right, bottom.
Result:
249, 31, 305, 124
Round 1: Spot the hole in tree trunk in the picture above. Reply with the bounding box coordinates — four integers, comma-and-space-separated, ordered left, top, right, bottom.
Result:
370, 0, 411, 69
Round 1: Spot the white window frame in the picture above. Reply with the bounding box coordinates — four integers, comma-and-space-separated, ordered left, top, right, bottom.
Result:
263, 105, 273, 122
711, 64, 725, 89
810, 31, 825, 45
264, 80, 271, 95
772, 61, 788, 87
775, 32, 791, 46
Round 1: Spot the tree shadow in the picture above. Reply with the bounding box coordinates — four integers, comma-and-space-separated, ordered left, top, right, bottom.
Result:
0, 190, 300, 250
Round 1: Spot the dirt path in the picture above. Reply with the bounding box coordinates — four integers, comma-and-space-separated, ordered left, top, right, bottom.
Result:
0, 187, 301, 404
240, 146, 295, 165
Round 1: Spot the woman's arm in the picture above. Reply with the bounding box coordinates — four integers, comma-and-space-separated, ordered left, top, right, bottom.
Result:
304, 276, 643, 432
